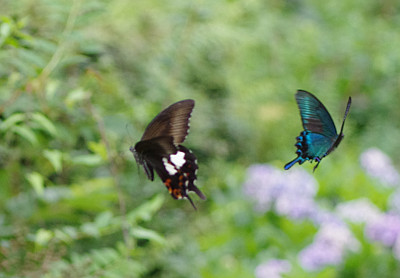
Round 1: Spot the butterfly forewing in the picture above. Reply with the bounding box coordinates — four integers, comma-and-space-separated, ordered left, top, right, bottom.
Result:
296, 90, 337, 138
141, 99, 194, 144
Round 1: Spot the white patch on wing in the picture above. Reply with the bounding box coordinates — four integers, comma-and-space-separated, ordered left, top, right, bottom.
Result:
170, 151, 186, 169
163, 157, 177, 175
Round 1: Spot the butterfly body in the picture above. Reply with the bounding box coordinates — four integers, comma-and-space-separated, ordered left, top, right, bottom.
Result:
131, 100, 206, 209
284, 90, 351, 171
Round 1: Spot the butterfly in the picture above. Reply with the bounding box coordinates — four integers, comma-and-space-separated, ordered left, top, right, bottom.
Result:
284, 90, 352, 172
130, 99, 206, 209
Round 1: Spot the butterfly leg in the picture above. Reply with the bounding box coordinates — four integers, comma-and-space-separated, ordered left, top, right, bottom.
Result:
313, 157, 321, 172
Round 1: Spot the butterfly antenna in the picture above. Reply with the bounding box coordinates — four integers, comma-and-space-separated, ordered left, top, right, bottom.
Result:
339, 97, 352, 136
125, 123, 135, 144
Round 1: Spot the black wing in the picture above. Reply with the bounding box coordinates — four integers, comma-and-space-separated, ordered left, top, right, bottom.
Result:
141, 99, 195, 144
132, 136, 177, 180
155, 145, 206, 209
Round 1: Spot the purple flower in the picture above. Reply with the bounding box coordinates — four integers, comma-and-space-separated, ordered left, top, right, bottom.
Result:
310, 208, 342, 226
243, 165, 282, 212
365, 213, 400, 246
279, 167, 318, 198
335, 198, 381, 224
255, 259, 291, 278
360, 148, 400, 187
243, 164, 318, 219
298, 223, 360, 271
275, 194, 317, 220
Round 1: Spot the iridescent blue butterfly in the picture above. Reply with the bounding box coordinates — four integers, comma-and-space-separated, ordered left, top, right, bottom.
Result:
284, 90, 352, 172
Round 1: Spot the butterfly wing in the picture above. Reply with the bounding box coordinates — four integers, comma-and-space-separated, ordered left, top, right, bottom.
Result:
133, 138, 205, 209
295, 90, 338, 138
141, 99, 195, 144
154, 145, 206, 209
326, 96, 352, 155
132, 136, 177, 180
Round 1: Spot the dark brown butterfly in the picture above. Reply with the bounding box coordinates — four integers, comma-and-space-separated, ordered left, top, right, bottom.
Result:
130, 99, 206, 209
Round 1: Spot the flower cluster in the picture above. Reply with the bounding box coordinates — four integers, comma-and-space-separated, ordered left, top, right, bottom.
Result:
247, 146, 400, 275
365, 213, 400, 247
243, 164, 317, 220
255, 259, 291, 278
298, 223, 360, 271
360, 148, 400, 187
335, 198, 381, 224
244, 164, 360, 272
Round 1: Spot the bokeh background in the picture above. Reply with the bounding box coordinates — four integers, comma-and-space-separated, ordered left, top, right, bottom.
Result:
1, 0, 400, 277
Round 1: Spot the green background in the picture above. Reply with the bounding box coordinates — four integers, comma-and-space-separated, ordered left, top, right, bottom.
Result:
0, 0, 400, 277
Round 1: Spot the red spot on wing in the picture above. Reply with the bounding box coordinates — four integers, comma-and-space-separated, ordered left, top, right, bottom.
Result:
164, 178, 172, 193
172, 189, 182, 199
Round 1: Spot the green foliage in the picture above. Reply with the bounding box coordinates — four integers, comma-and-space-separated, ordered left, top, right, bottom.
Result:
0, 0, 400, 277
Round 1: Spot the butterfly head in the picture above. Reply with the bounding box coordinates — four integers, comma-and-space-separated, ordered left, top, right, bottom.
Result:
130, 144, 155, 181
130, 145, 145, 169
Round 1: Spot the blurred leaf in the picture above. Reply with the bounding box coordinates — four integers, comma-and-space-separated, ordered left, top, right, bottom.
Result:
0, 113, 25, 131
54, 226, 79, 243
26, 171, 45, 196
88, 141, 108, 161
94, 210, 114, 228
43, 149, 63, 172
70, 154, 103, 165
81, 222, 100, 238
35, 228, 54, 247
32, 112, 58, 137
67, 177, 116, 212
0, 21, 11, 44
131, 227, 165, 245
127, 194, 165, 223
65, 88, 91, 107
11, 125, 38, 145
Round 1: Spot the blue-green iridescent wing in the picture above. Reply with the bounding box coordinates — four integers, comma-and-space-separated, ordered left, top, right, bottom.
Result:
295, 90, 338, 138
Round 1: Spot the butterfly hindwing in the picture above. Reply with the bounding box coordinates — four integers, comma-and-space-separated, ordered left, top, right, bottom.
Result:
155, 145, 206, 209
